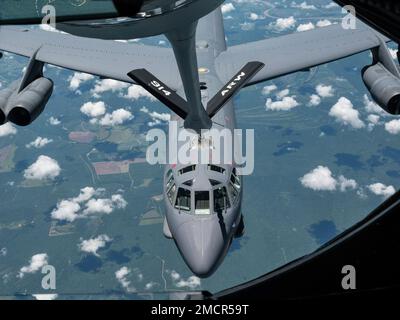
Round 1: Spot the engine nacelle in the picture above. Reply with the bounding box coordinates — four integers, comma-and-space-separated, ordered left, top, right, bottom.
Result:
6, 77, 53, 126
362, 63, 400, 115
0, 81, 19, 125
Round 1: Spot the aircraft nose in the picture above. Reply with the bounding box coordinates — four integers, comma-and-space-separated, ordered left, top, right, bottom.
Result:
174, 218, 226, 277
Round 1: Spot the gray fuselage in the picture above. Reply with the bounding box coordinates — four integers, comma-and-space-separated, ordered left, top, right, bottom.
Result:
162, 9, 243, 277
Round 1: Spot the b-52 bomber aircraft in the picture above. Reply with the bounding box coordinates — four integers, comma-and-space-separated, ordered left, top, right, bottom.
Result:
0, 0, 399, 277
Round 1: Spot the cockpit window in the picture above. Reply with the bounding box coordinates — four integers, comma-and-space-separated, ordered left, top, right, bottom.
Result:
178, 165, 196, 175
166, 173, 175, 191
228, 183, 238, 204
175, 188, 191, 211
167, 183, 176, 204
214, 187, 230, 212
208, 164, 225, 174
183, 180, 193, 187
195, 191, 210, 215
230, 169, 241, 190
165, 170, 176, 204
209, 179, 220, 186
228, 168, 241, 204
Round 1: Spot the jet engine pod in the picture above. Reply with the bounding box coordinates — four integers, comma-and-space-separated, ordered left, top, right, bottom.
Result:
362, 62, 400, 115
7, 77, 53, 126
0, 92, 10, 125
0, 105, 5, 126
0, 80, 20, 125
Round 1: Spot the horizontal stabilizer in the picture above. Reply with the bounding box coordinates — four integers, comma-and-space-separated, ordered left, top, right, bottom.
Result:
128, 69, 188, 119
206, 61, 264, 118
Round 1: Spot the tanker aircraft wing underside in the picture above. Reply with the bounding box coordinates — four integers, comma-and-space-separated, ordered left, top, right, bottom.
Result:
0, 18, 397, 125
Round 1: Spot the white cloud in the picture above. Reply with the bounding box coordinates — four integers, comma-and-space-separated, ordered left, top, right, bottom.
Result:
309, 94, 321, 106
367, 114, 381, 131
140, 106, 170, 126
73, 186, 97, 203
115, 266, 136, 293
51, 187, 127, 222
292, 1, 317, 10
356, 188, 368, 199
240, 22, 255, 31
0, 123, 17, 137
26, 137, 53, 149
273, 16, 296, 31
221, 3, 235, 14
124, 84, 156, 101
367, 114, 380, 125
83, 198, 115, 215
19, 253, 48, 278
78, 234, 112, 256
316, 19, 332, 27
248, 12, 261, 20
276, 89, 290, 99
297, 22, 315, 32
51, 199, 81, 222
170, 270, 180, 281
363, 94, 385, 115
145, 282, 158, 290
69, 72, 94, 91
301, 167, 391, 196
92, 79, 129, 97
51, 187, 98, 222
176, 276, 202, 289
84, 194, 127, 215
108, 195, 127, 210
116, 267, 130, 283
300, 166, 337, 191
24, 155, 61, 181
98, 109, 134, 126
80, 100, 133, 126
385, 119, 400, 134
33, 294, 58, 300
316, 84, 334, 98
329, 97, 365, 129
262, 84, 277, 95
48, 117, 61, 126
338, 175, 358, 192
80, 101, 106, 118
368, 183, 396, 198
169, 270, 201, 290
1, 247, 7, 257
266, 96, 299, 111
148, 111, 170, 122
325, 2, 338, 8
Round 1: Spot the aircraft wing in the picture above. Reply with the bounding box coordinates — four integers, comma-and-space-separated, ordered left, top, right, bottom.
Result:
215, 22, 389, 87
0, 26, 182, 90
